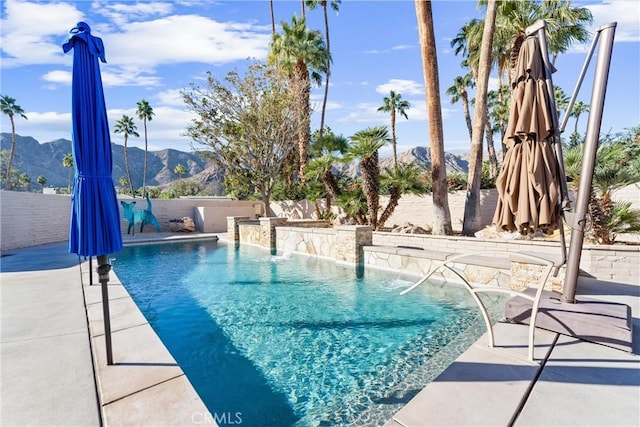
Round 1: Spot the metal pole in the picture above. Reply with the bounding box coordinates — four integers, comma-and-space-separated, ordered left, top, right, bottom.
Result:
563, 23, 617, 303
97, 254, 114, 365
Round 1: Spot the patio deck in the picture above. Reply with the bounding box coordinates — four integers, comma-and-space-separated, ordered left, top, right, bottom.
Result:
1, 234, 638, 426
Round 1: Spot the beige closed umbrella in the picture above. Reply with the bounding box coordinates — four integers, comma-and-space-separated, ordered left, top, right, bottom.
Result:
493, 35, 560, 236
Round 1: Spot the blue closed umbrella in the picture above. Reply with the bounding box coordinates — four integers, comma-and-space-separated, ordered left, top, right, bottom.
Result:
64, 22, 122, 365
65, 22, 123, 257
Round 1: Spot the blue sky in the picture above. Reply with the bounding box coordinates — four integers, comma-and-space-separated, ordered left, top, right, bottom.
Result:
1, 0, 639, 157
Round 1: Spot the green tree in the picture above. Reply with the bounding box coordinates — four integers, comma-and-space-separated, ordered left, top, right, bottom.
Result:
18, 172, 30, 191
183, 62, 306, 216
344, 126, 389, 230
174, 163, 187, 180
63, 153, 73, 192
494, 0, 592, 84
119, 176, 129, 193
415, 0, 452, 235
377, 90, 410, 166
270, 15, 329, 181
463, 0, 498, 236
569, 100, 589, 146
114, 114, 139, 198
564, 129, 640, 243
305, 0, 341, 137
136, 99, 155, 196
446, 73, 475, 141
306, 129, 348, 213
37, 175, 47, 191
1, 95, 28, 190
378, 163, 427, 228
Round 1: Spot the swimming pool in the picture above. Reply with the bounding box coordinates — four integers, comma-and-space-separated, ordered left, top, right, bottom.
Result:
113, 240, 499, 426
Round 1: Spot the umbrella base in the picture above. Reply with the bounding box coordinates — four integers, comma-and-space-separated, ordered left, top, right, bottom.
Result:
504, 288, 633, 353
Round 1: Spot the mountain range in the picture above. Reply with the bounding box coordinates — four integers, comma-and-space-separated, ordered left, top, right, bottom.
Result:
0, 133, 470, 194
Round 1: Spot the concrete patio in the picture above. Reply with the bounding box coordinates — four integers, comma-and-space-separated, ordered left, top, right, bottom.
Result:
1, 235, 639, 426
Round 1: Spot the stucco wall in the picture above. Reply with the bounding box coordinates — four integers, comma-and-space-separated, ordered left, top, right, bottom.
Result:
0, 191, 260, 251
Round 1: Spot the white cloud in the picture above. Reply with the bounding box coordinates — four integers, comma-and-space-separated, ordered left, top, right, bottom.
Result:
376, 79, 424, 96
93, 1, 174, 27
586, 0, 640, 43
103, 15, 270, 69
2, 0, 272, 90
154, 89, 187, 107
42, 70, 72, 85
1, 0, 83, 67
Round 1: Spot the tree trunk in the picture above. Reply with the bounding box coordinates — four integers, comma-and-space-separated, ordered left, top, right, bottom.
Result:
462, 0, 497, 236
391, 109, 397, 166
270, 0, 275, 35
462, 93, 473, 141
319, 4, 331, 137
143, 119, 148, 196
295, 60, 311, 182
5, 116, 16, 189
415, 0, 452, 235
378, 186, 402, 229
485, 121, 499, 179
124, 135, 135, 198
361, 154, 380, 230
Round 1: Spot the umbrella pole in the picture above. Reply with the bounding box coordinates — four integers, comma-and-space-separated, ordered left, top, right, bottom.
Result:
563, 23, 617, 303
97, 254, 114, 365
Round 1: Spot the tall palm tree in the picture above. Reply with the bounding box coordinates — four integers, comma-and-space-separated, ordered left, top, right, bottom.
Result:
463, 0, 498, 236
446, 73, 475, 141
377, 90, 410, 167
414, 0, 452, 235
37, 175, 47, 192
305, 0, 341, 138
1, 95, 27, 190
493, 0, 592, 85
63, 153, 73, 192
345, 126, 389, 230
136, 99, 155, 196
571, 100, 589, 134
270, 15, 329, 181
114, 114, 139, 197
269, 0, 275, 35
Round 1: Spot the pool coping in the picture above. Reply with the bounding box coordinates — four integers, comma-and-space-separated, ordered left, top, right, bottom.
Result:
2, 234, 638, 426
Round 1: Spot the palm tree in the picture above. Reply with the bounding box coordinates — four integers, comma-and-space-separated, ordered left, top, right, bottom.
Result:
493, 0, 592, 85
307, 129, 348, 212
1, 95, 28, 190
63, 153, 73, 192
571, 100, 589, 132
378, 163, 427, 228
174, 163, 187, 180
37, 175, 47, 192
377, 90, 410, 166
136, 99, 155, 196
114, 114, 139, 197
564, 138, 640, 244
18, 173, 30, 191
119, 176, 129, 193
414, 0, 452, 235
463, 0, 498, 236
446, 73, 475, 141
345, 126, 389, 230
270, 15, 329, 182
305, 0, 341, 138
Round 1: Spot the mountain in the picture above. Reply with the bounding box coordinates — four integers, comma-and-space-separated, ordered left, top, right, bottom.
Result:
0, 133, 211, 190
1, 133, 471, 193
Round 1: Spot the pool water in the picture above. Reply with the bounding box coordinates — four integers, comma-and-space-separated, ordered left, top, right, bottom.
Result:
113, 240, 495, 426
